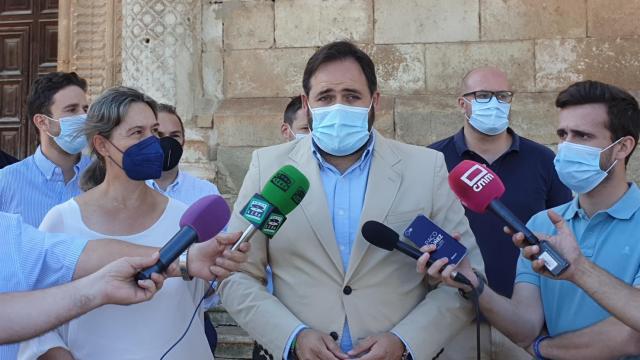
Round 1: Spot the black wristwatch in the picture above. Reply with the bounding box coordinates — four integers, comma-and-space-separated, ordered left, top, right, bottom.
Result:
459, 270, 486, 300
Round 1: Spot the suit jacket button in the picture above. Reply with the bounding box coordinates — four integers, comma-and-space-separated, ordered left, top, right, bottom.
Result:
343, 286, 352, 295
330, 331, 339, 341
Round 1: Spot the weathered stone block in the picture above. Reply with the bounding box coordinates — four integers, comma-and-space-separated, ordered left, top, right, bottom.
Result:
181, 162, 218, 184
224, 48, 315, 98
375, 0, 479, 44
395, 95, 462, 146
481, 0, 586, 40
182, 140, 210, 163
374, 96, 395, 139
215, 98, 290, 147
222, 1, 274, 50
425, 41, 535, 93
535, 38, 640, 92
509, 92, 559, 145
216, 146, 258, 195
362, 44, 425, 95
588, 0, 640, 37
195, 114, 213, 128
275, 0, 372, 47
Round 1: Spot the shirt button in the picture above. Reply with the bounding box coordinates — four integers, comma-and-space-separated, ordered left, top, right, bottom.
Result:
338, 209, 345, 216
330, 332, 339, 341
343, 286, 352, 295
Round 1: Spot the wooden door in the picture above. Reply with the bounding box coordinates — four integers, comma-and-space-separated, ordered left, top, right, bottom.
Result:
0, 0, 58, 159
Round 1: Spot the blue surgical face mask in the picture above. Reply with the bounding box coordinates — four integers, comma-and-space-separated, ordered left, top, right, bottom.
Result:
464, 97, 510, 136
554, 139, 621, 194
45, 114, 88, 154
108, 136, 164, 181
309, 102, 371, 156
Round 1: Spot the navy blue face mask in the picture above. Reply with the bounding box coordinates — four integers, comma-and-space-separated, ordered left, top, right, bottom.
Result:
107, 136, 164, 181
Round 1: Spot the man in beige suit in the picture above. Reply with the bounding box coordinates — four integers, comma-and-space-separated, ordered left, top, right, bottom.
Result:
219, 41, 485, 360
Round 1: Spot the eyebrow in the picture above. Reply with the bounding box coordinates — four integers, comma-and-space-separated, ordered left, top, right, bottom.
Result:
342, 88, 363, 95
315, 89, 334, 98
62, 103, 79, 112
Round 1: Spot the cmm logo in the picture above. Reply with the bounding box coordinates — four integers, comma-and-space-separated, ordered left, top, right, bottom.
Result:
461, 164, 494, 192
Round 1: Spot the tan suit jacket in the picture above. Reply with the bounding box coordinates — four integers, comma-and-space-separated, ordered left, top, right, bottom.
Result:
219, 131, 485, 360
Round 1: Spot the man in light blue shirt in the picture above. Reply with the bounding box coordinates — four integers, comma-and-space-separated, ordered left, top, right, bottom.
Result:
0, 72, 91, 227
425, 80, 640, 359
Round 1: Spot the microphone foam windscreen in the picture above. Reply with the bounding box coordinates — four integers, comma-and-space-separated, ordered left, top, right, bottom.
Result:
361, 221, 399, 251
447, 160, 505, 214
179, 195, 231, 242
261, 165, 310, 215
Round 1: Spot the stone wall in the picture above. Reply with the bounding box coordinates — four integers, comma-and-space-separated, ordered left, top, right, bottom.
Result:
59, 0, 640, 195
213, 0, 640, 194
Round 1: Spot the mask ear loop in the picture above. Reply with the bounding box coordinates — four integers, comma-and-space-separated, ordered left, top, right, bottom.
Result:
102, 136, 126, 170
601, 138, 624, 173
40, 114, 60, 139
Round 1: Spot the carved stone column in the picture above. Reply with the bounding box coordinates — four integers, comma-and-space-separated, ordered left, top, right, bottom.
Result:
57, 0, 123, 98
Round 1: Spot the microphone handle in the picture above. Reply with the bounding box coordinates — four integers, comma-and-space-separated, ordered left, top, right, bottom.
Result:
488, 200, 539, 245
395, 240, 422, 260
396, 239, 472, 286
136, 226, 198, 281
231, 224, 259, 252
488, 200, 570, 277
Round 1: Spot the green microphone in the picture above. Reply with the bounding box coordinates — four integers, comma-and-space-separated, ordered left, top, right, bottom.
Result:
231, 165, 310, 251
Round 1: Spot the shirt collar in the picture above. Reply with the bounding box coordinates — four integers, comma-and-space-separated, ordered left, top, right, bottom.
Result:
33, 146, 82, 181
564, 183, 640, 220
453, 127, 521, 157
312, 132, 376, 173
147, 170, 183, 193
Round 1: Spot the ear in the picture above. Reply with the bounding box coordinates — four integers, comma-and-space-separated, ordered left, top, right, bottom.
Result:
280, 123, 290, 140
372, 91, 381, 109
93, 134, 110, 158
457, 97, 467, 113
616, 136, 636, 161
33, 114, 50, 133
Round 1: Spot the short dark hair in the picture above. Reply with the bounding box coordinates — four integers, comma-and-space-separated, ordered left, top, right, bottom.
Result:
556, 80, 640, 164
157, 103, 185, 136
283, 96, 302, 126
27, 72, 87, 121
302, 41, 377, 96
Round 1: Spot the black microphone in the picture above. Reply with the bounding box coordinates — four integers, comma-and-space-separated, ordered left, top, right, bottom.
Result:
361, 220, 472, 286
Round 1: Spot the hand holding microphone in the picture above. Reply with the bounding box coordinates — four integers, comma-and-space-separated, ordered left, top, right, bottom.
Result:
137, 195, 249, 282
361, 220, 476, 289
448, 160, 570, 277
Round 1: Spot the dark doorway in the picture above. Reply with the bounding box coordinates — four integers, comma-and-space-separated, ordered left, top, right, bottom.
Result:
0, 0, 58, 159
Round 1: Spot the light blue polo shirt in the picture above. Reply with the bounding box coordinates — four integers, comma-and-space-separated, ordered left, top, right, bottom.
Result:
516, 183, 640, 337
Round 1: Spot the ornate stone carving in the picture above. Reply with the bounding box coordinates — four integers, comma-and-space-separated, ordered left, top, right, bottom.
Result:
121, 0, 199, 107
58, 0, 122, 99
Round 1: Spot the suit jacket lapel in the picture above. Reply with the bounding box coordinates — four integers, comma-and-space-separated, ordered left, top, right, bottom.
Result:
289, 136, 345, 275
345, 132, 402, 282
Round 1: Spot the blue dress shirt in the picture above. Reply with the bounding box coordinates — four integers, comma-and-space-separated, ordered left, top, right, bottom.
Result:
0, 212, 88, 360
146, 170, 221, 206
0, 147, 90, 227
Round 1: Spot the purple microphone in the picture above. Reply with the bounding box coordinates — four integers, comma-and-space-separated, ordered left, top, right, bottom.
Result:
136, 195, 231, 280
